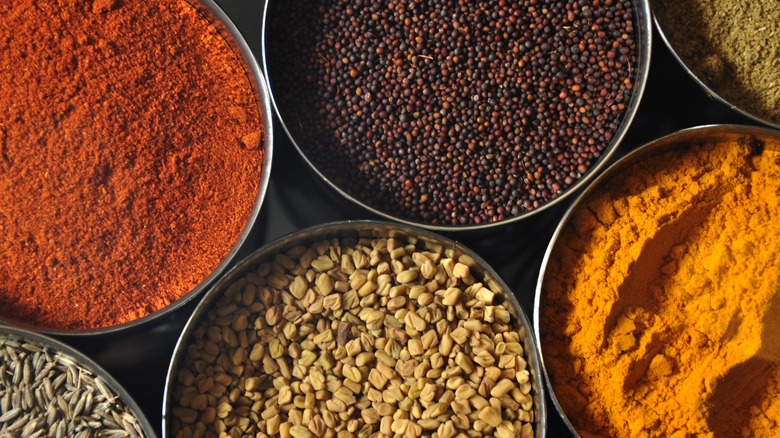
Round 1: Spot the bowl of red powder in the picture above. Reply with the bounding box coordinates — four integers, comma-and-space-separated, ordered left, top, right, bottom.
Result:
0, 0, 273, 333
534, 125, 780, 436
262, 0, 651, 231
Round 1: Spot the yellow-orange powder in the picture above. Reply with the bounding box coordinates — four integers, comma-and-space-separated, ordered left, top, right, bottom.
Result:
541, 139, 780, 437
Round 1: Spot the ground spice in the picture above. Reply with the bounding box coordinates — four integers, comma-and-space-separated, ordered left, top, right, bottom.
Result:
654, 0, 780, 125
0, 0, 265, 330
267, 0, 638, 225
540, 138, 780, 437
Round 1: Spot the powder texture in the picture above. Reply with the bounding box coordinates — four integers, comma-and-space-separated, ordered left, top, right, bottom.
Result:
654, 0, 780, 125
541, 139, 780, 437
0, 0, 265, 330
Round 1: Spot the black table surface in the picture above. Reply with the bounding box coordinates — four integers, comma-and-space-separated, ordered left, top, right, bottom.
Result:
60, 0, 764, 437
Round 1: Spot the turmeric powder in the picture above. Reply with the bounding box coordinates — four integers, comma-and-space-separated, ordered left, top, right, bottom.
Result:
540, 136, 780, 437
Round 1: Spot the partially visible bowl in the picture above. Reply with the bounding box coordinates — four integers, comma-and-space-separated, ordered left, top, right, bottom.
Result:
0, 324, 156, 437
164, 221, 547, 437
534, 125, 780, 436
262, 0, 652, 231
653, 0, 780, 129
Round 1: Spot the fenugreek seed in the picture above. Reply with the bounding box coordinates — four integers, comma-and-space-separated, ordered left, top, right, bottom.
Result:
463, 319, 482, 332
405, 311, 426, 332
441, 366, 463, 380
450, 327, 470, 345
415, 418, 439, 430
451, 398, 472, 416
478, 406, 503, 428
290, 424, 313, 438
355, 352, 374, 367
173, 407, 198, 423
416, 292, 434, 306
437, 420, 457, 438
396, 269, 419, 284
374, 350, 396, 367
475, 287, 496, 305
322, 294, 342, 311
474, 350, 495, 368
491, 379, 515, 398
452, 263, 470, 279
342, 364, 363, 383
368, 369, 389, 390
289, 276, 308, 299
441, 287, 462, 306
420, 330, 438, 350
516, 369, 530, 384
325, 398, 347, 413
311, 257, 335, 272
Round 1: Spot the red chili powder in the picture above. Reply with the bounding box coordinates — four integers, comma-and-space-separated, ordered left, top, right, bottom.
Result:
0, 0, 266, 330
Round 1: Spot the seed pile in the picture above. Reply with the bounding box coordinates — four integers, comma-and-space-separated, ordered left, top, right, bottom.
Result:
171, 235, 536, 438
268, 0, 638, 225
0, 337, 146, 438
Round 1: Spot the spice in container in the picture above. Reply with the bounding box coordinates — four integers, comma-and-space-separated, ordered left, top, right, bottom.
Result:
539, 133, 780, 436
0, 0, 266, 330
654, 0, 780, 125
0, 332, 150, 437
170, 232, 537, 438
267, 0, 640, 225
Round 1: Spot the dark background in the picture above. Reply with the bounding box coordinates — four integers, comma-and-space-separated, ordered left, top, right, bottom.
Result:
61, 0, 763, 437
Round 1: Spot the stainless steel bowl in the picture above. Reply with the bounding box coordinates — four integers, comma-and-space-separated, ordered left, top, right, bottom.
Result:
163, 220, 547, 437
0, 324, 157, 437
653, 6, 780, 130
533, 124, 780, 436
261, 0, 652, 232
5, 0, 274, 336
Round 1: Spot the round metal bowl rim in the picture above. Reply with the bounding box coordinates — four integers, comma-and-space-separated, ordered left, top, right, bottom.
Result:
163, 219, 548, 437
260, 0, 652, 232
652, 12, 780, 131
7, 0, 275, 337
532, 123, 780, 437
0, 324, 157, 436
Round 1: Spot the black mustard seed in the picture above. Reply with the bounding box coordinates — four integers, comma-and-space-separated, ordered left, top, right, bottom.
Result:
267, 0, 638, 226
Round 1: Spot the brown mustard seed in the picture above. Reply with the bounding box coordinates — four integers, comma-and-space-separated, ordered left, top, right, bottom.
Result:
171, 235, 535, 438
267, 0, 639, 225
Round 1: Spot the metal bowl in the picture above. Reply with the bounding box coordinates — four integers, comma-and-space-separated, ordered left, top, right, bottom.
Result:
533, 124, 780, 436
1, 0, 274, 336
0, 324, 157, 437
261, 0, 652, 232
653, 5, 780, 130
163, 220, 547, 437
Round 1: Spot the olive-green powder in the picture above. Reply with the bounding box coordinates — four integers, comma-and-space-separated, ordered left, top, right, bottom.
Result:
654, 0, 780, 125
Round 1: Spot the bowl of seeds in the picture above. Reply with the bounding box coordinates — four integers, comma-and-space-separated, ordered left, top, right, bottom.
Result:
164, 221, 546, 437
262, 0, 651, 230
0, 324, 155, 437
653, 0, 780, 128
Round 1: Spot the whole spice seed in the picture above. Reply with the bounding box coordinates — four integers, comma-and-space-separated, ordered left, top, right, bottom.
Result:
0, 337, 146, 437
0, 0, 265, 330
171, 234, 536, 438
267, 0, 638, 225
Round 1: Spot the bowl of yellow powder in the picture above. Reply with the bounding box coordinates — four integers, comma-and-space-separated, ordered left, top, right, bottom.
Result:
534, 124, 780, 437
